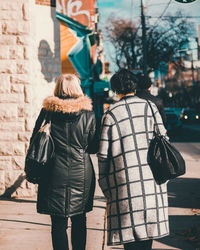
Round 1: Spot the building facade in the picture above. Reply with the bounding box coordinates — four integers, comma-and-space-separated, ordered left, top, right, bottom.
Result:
0, 0, 61, 197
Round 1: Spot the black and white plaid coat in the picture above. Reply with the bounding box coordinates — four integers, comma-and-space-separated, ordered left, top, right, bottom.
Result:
98, 95, 169, 246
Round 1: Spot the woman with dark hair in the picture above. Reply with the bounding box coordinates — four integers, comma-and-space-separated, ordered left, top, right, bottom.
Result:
98, 69, 169, 250
28, 74, 98, 250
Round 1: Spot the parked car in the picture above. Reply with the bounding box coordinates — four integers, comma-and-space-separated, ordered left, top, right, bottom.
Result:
180, 108, 200, 123
164, 108, 182, 133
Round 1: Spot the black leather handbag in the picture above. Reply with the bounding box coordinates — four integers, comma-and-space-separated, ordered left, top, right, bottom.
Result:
25, 112, 54, 184
147, 101, 185, 185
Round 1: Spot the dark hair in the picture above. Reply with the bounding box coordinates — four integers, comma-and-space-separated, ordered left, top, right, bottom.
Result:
136, 73, 152, 90
110, 69, 137, 94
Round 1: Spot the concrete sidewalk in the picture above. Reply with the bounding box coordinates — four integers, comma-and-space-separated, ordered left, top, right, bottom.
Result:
0, 143, 200, 250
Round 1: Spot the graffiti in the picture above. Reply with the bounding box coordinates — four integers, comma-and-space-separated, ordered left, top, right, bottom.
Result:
67, 0, 90, 25
56, 0, 66, 15
56, 0, 90, 26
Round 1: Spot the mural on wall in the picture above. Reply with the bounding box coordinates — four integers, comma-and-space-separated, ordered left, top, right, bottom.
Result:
56, 0, 97, 80
56, 0, 95, 28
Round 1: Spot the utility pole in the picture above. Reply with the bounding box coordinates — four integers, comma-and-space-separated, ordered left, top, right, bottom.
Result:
191, 53, 195, 85
141, 0, 148, 81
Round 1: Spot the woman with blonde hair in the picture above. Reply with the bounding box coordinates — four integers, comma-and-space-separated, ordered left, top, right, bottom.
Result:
29, 74, 98, 250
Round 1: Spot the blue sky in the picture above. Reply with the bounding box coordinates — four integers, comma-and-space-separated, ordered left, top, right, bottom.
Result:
97, 0, 200, 71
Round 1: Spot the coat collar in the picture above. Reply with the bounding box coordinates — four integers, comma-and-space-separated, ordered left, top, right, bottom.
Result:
42, 96, 93, 113
121, 95, 136, 100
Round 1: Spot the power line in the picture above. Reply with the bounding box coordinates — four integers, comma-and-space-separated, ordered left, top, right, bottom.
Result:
152, 0, 173, 27
146, 15, 200, 18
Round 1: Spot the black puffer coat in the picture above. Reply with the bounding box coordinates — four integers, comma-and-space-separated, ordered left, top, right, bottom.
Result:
30, 96, 98, 217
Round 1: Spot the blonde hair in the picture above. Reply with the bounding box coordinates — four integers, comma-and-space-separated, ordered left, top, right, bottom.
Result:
54, 74, 84, 98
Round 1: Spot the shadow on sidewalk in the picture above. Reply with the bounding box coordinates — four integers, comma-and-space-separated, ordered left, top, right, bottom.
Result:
156, 215, 200, 250
0, 218, 50, 227
168, 177, 200, 209
155, 177, 200, 249
0, 197, 36, 203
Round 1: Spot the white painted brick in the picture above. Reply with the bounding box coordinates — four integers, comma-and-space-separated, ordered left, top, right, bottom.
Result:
0, 60, 16, 74
0, 103, 18, 121
23, 46, 32, 60
25, 142, 29, 154
18, 132, 31, 142
0, 46, 9, 59
0, 10, 21, 20
10, 74, 30, 84
17, 61, 30, 74
9, 46, 24, 60
22, 3, 30, 21
0, 122, 25, 132
2, 21, 30, 36
0, 156, 11, 170
0, 75, 10, 93
0, 141, 25, 156
0, 142, 25, 156
11, 84, 24, 93
18, 117, 25, 123
24, 85, 32, 103
14, 185, 36, 197
18, 21, 31, 35
0, 93, 24, 103
4, 171, 15, 188
0, 1, 21, 11
0, 35, 16, 45
0, 171, 5, 194
0, 132, 18, 141
25, 180, 36, 190
13, 142, 25, 155
25, 118, 34, 132
18, 104, 32, 118
12, 156, 25, 170
16, 35, 30, 46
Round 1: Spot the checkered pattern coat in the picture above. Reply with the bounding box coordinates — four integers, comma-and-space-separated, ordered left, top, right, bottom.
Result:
98, 95, 169, 246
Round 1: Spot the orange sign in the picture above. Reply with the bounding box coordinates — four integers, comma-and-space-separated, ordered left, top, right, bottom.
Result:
56, 0, 96, 28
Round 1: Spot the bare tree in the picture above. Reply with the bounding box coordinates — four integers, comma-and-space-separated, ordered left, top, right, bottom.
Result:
104, 11, 195, 72
105, 16, 139, 69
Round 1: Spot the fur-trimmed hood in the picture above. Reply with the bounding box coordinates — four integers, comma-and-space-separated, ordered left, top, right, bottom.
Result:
43, 96, 93, 113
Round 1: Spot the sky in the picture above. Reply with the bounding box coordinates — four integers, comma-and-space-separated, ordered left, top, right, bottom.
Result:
97, 0, 200, 72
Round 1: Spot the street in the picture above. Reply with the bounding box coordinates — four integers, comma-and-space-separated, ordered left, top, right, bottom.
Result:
169, 124, 200, 142
0, 142, 200, 250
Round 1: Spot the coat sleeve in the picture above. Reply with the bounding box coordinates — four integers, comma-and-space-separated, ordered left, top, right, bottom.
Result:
97, 113, 112, 199
87, 112, 99, 154
29, 108, 46, 144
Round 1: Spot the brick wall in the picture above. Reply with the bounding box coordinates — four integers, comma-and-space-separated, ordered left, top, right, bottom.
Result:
35, 0, 56, 7
0, 0, 35, 197
0, 0, 60, 197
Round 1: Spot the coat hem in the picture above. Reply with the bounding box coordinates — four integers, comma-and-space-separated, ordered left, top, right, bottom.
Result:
37, 208, 93, 217
107, 232, 170, 246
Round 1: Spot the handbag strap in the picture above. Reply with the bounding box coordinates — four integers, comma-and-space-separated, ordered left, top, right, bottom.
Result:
41, 111, 52, 128
146, 100, 161, 135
